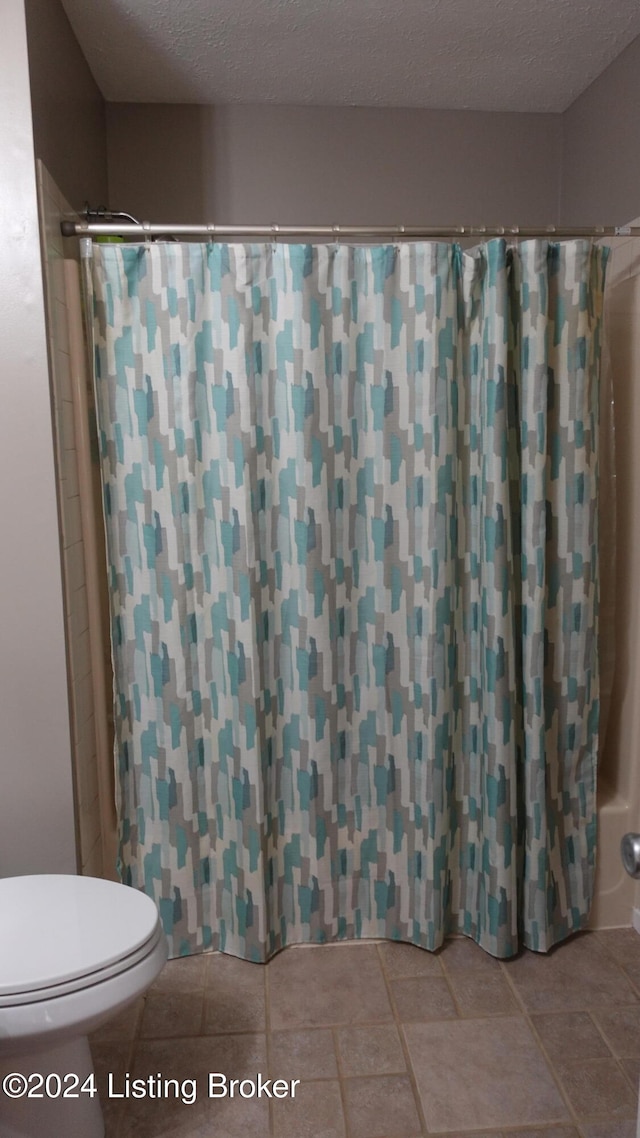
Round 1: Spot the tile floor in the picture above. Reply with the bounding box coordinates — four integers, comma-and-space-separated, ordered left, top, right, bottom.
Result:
90, 929, 640, 1138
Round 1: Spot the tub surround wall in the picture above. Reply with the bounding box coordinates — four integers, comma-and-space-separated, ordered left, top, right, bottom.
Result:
589, 226, 640, 927
560, 22, 640, 924
561, 41, 640, 927
35, 161, 116, 879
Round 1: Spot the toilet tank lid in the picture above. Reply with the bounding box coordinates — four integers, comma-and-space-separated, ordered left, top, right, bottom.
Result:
0, 875, 162, 996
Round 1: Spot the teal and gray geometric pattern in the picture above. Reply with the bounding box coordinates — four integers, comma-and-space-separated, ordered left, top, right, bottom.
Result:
86, 238, 609, 960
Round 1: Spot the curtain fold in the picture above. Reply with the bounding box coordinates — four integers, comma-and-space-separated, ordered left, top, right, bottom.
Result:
88, 238, 608, 960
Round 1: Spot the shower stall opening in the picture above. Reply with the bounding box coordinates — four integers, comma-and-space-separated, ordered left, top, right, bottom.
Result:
80, 227, 610, 962
39, 162, 637, 960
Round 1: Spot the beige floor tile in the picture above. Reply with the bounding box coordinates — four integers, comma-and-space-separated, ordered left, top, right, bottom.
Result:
580, 1122, 637, 1138
204, 953, 266, 1033
343, 1074, 422, 1138
621, 1055, 640, 1089
118, 1099, 215, 1138
440, 936, 505, 973
501, 1130, 579, 1137
269, 1028, 338, 1080
140, 990, 205, 1038
91, 998, 144, 1043
155, 953, 208, 992
390, 976, 457, 1022
597, 930, 640, 992
119, 1037, 271, 1138
115, 1047, 212, 1138
192, 1031, 268, 1077
447, 970, 518, 1017
504, 933, 637, 1012
620, 963, 640, 993
106, 938, 640, 1137
555, 1057, 637, 1119
271, 1079, 345, 1137
131, 1035, 259, 1080
596, 929, 640, 970
104, 1114, 121, 1138
591, 1005, 640, 1056
119, 1093, 270, 1138
404, 1016, 570, 1131
377, 940, 443, 978
531, 1012, 611, 1061
91, 1040, 129, 1138
336, 1023, 406, 1076
268, 944, 393, 1029
207, 1095, 270, 1138
91, 1040, 130, 1090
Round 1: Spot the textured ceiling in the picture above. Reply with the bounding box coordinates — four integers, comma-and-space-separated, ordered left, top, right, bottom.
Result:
60, 0, 640, 113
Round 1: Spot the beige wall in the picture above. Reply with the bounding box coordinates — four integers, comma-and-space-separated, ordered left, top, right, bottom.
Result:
561, 34, 640, 225
0, 0, 76, 876
106, 103, 562, 226
24, 0, 107, 209
106, 104, 207, 222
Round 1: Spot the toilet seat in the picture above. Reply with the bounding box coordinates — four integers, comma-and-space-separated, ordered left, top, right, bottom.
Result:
0, 922, 165, 1007
0, 875, 163, 1004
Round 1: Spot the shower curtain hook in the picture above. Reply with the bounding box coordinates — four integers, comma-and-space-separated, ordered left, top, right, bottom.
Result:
271, 223, 279, 253
332, 224, 341, 246
142, 220, 152, 247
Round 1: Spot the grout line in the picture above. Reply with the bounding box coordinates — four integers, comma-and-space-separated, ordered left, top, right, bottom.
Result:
584, 1008, 615, 1058
264, 962, 275, 1138
618, 1055, 640, 1095
583, 939, 640, 1116
332, 1025, 353, 1138
585, 1007, 640, 1104
619, 961, 640, 999
498, 961, 586, 1132
375, 942, 430, 1138
119, 1027, 138, 1137
199, 954, 210, 1035
435, 953, 467, 1021
581, 1008, 640, 1111
191, 1017, 403, 1036
110, 1010, 142, 1138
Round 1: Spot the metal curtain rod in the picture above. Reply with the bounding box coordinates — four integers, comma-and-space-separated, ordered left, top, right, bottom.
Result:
60, 221, 640, 239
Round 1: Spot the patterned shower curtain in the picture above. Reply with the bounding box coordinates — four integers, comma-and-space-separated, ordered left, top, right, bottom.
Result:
86, 238, 608, 960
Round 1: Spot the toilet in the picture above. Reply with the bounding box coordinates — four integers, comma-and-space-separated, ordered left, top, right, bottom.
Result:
0, 874, 167, 1138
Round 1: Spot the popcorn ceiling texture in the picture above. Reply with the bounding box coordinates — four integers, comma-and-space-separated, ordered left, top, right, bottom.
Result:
60, 0, 640, 112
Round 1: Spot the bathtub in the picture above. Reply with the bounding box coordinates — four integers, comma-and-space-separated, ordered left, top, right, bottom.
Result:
590, 227, 640, 930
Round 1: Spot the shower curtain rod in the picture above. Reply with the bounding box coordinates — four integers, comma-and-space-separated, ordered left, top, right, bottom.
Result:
60, 220, 640, 239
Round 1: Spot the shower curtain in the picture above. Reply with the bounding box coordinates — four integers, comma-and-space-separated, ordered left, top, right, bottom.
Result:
86, 238, 608, 960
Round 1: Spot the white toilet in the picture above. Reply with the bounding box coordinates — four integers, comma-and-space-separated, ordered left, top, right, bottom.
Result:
0, 874, 167, 1138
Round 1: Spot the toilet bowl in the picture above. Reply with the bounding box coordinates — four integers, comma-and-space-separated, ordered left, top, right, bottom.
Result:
0, 874, 167, 1138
